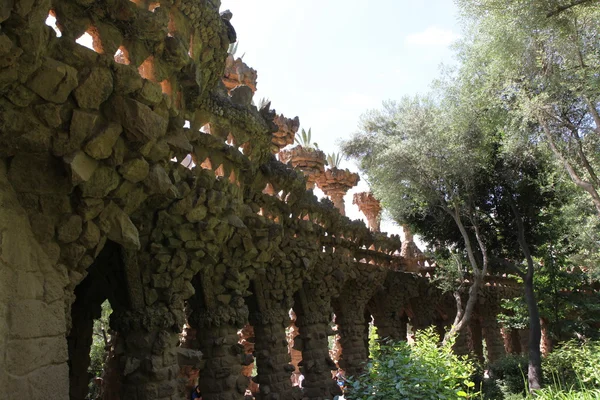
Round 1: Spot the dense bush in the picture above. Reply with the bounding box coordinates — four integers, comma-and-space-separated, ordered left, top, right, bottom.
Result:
488, 354, 529, 397
543, 340, 600, 390
482, 340, 600, 399
345, 328, 477, 400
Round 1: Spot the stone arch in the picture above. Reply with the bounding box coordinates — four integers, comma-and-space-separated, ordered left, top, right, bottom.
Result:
67, 240, 129, 400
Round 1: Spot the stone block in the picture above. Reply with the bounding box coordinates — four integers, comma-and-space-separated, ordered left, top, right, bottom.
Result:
26, 58, 78, 103
108, 95, 168, 142
98, 201, 140, 249
84, 122, 122, 160
138, 80, 163, 106
74, 67, 113, 109
64, 151, 99, 184
80, 221, 100, 249
119, 157, 150, 183
6, 336, 68, 376
9, 299, 65, 339
144, 164, 173, 195
28, 363, 70, 400
80, 166, 121, 198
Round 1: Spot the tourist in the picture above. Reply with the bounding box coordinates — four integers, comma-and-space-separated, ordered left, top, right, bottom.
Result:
191, 385, 203, 400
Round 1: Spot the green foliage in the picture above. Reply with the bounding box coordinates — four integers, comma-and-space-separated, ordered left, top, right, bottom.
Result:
456, 0, 600, 217
295, 128, 319, 150
326, 152, 343, 168
534, 386, 600, 400
543, 340, 600, 389
88, 300, 112, 379
346, 327, 477, 400
489, 355, 530, 396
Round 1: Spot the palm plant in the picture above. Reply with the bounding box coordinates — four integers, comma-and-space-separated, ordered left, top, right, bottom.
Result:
326, 152, 343, 168
295, 128, 319, 150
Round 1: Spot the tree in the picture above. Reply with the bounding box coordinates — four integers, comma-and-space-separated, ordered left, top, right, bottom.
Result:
456, 0, 600, 217
342, 71, 569, 389
342, 94, 495, 343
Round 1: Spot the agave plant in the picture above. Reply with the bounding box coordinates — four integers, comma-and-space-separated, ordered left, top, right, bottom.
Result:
326, 152, 343, 168
227, 41, 238, 56
295, 128, 319, 150
227, 41, 245, 59
257, 97, 270, 110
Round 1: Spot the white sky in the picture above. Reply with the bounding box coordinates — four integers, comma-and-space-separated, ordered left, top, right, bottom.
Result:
221, 0, 461, 237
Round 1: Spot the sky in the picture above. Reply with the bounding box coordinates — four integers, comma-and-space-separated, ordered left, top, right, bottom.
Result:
221, 0, 462, 237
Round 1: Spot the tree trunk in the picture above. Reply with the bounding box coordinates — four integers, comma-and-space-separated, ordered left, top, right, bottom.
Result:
442, 205, 487, 344
508, 197, 543, 391
524, 273, 543, 391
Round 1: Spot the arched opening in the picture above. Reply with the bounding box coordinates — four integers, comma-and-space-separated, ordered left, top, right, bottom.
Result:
67, 241, 130, 400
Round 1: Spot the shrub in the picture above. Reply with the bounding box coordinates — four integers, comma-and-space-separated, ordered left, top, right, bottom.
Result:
543, 340, 600, 390
345, 327, 477, 400
488, 354, 529, 396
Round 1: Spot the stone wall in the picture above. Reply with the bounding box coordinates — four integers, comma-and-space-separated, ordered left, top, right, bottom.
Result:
0, 161, 70, 399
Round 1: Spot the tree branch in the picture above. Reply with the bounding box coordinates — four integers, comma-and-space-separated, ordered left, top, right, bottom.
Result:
546, 0, 595, 18
538, 115, 600, 216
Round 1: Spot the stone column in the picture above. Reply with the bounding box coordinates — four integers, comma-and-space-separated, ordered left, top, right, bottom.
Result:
196, 322, 248, 400
482, 318, 506, 363
247, 269, 304, 400
250, 313, 299, 400
278, 147, 327, 190
368, 273, 414, 341
452, 327, 471, 357
294, 288, 341, 400
353, 192, 382, 232
502, 328, 522, 355
469, 318, 485, 364
519, 328, 530, 355
287, 311, 303, 387
239, 324, 258, 393
333, 301, 369, 379
333, 265, 387, 379
108, 306, 183, 400
186, 267, 250, 400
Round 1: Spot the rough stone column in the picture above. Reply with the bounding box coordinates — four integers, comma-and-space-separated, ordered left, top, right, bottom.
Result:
449, 325, 473, 358
287, 311, 303, 386
333, 302, 369, 379
249, 312, 298, 400
294, 288, 341, 400
469, 318, 485, 364
196, 322, 247, 400
187, 292, 249, 400
482, 318, 506, 363
108, 306, 184, 400
238, 324, 258, 392
246, 266, 306, 400
333, 264, 388, 379
368, 273, 416, 341
353, 192, 382, 232
502, 328, 522, 355
278, 147, 327, 190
